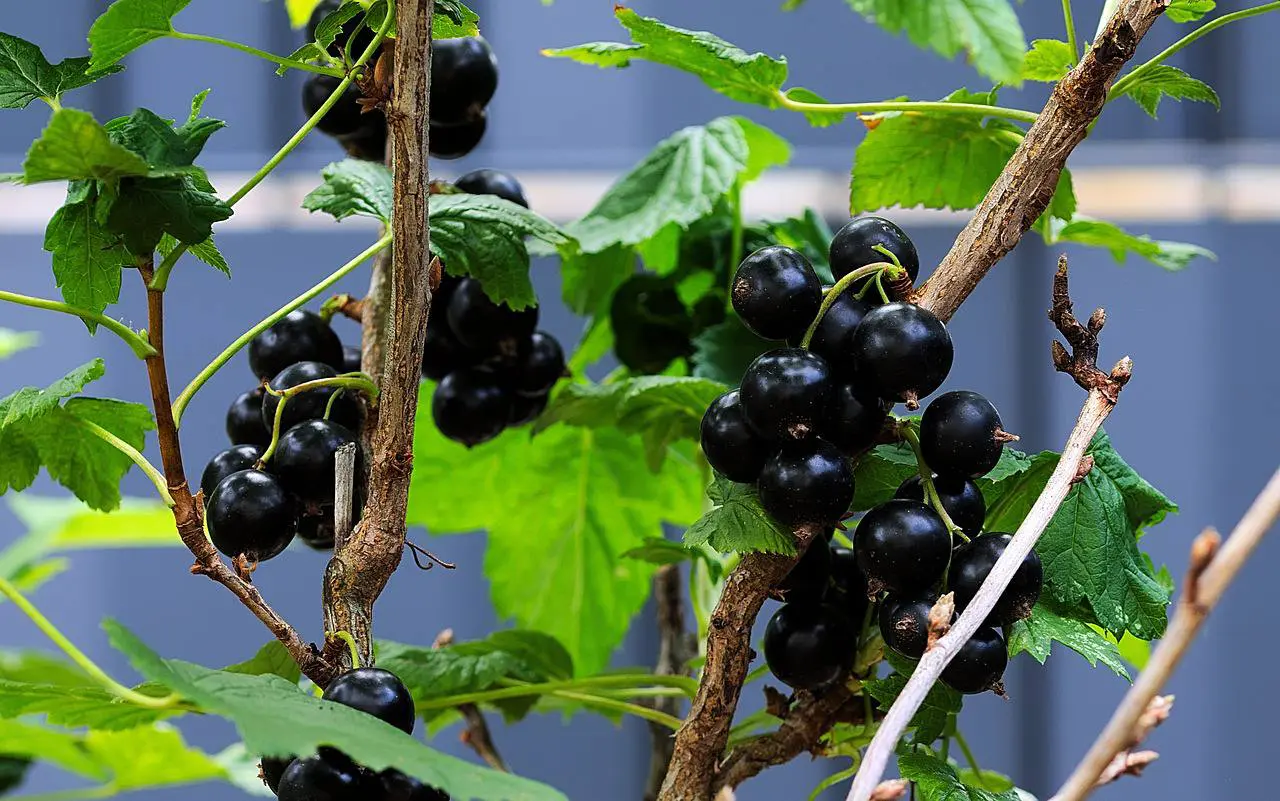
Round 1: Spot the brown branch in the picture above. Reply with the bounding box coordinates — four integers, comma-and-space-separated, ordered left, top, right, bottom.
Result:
1050, 469, 1280, 801
645, 565, 697, 801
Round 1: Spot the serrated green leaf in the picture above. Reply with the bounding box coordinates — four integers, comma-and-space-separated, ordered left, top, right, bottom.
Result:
43, 196, 130, 328
0, 33, 120, 110
107, 105, 225, 170
1166, 0, 1215, 23
224, 642, 302, 684
85, 725, 227, 790
313, 1, 365, 51
159, 232, 229, 276
850, 443, 919, 512
1020, 39, 1074, 83
690, 318, 772, 386
560, 245, 635, 316
544, 41, 644, 67
0, 679, 177, 729
102, 174, 231, 256
0, 719, 106, 780
362, 0, 481, 39
22, 108, 150, 183
684, 475, 797, 555
0, 650, 96, 687
1008, 600, 1130, 680
88, 0, 192, 74
864, 670, 960, 744
0, 330, 38, 361
745, 209, 836, 281
844, 0, 1026, 85
1118, 64, 1219, 118
1050, 216, 1216, 271
898, 750, 1021, 801
302, 158, 394, 222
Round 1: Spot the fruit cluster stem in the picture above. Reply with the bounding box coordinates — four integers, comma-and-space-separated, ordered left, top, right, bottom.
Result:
899, 423, 968, 543
798, 262, 900, 349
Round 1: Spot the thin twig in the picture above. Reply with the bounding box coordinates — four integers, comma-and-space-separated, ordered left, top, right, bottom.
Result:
645, 565, 697, 801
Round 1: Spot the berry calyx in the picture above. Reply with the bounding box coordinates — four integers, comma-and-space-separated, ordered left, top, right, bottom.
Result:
803, 285, 873, 373
302, 75, 368, 138
773, 540, 832, 604
763, 602, 856, 691
940, 626, 1008, 694
455, 168, 528, 208
512, 331, 565, 396
822, 384, 888, 455
854, 499, 950, 596
757, 439, 854, 527
829, 216, 920, 285
431, 368, 512, 447
878, 594, 937, 659
700, 390, 771, 484
445, 278, 538, 356
948, 533, 1043, 626
429, 112, 488, 160
322, 667, 416, 734
249, 310, 343, 381
276, 754, 365, 801
895, 474, 986, 537
739, 348, 833, 442
261, 361, 365, 434
920, 390, 1009, 478
730, 245, 821, 341
431, 37, 498, 124
206, 470, 297, 562
226, 388, 271, 447
200, 444, 264, 505
849, 302, 953, 407
272, 420, 362, 507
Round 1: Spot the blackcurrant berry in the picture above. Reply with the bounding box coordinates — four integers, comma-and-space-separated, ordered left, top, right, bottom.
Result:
740, 348, 833, 441
307, 0, 375, 58
206, 470, 297, 562
381, 769, 450, 801
940, 626, 1008, 694
699, 390, 770, 484
731, 246, 821, 341
422, 316, 481, 382
829, 545, 871, 624
431, 37, 498, 124
948, 533, 1043, 626
763, 602, 856, 691
302, 75, 368, 137
508, 391, 549, 427
297, 511, 336, 550
803, 286, 873, 373
822, 384, 888, 455
249, 310, 344, 381
432, 367, 512, 447
849, 302, 952, 407
455, 168, 528, 208
261, 361, 365, 434
757, 439, 854, 527
609, 274, 693, 375
200, 444, 263, 505
342, 114, 387, 163
829, 216, 920, 284
342, 345, 362, 374
277, 754, 364, 801
323, 667, 416, 734
512, 331, 565, 396
773, 539, 832, 604
878, 594, 937, 659
260, 755, 294, 794
429, 112, 487, 160
272, 419, 362, 507
920, 390, 1008, 479
854, 500, 950, 596
446, 278, 538, 356
226, 388, 272, 447
895, 474, 986, 537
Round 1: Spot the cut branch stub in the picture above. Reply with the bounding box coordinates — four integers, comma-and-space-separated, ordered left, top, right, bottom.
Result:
1048, 255, 1133, 400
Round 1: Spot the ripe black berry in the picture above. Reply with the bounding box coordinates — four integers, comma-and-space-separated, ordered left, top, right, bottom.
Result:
446, 278, 538, 356
895, 474, 986, 537
849, 302, 952, 406
739, 348, 833, 441
432, 368, 512, 447
731, 246, 821, 341
757, 439, 854, 527
261, 361, 364, 434
941, 626, 1008, 694
763, 602, 856, 691
431, 37, 498, 124
226, 388, 271, 447
512, 331, 565, 396
429, 112, 488, 160
829, 545, 871, 625
273, 420, 362, 507
948, 533, 1043, 626
920, 390, 1007, 478
803, 286, 873, 373
854, 500, 950, 596
277, 754, 364, 801
422, 318, 480, 382
774, 540, 832, 604
297, 511, 336, 550
342, 345, 362, 374
200, 444, 263, 504
700, 390, 770, 484
508, 391, 549, 427
381, 769, 450, 801
342, 114, 387, 163
323, 667, 415, 734
206, 470, 297, 562
610, 275, 693, 375
260, 756, 293, 794
822, 384, 887, 455
249, 310, 344, 380
878, 594, 937, 659
829, 216, 920, 284
302, 75, 368, 137
455, 168, 528, 208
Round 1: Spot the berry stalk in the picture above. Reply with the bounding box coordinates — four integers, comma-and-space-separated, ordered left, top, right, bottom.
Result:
797, 262, 902, 349
899, 422, 969, 543
71, 417, 176, 508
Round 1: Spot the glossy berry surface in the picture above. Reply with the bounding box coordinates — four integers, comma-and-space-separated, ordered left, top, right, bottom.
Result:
200, 444, 263, 504
381, 769, 450, 801
421, 317, 480, 381
763, 602, 856, 691
512, 331, 565, 396
822, 384, 887, 455
774, 540, 832, 604
804, 286, 873, 373
739, 348, 833, 441
273, 420, 361, 507
431, 368, 512, 447
342, 345, 362, 374
508, 391, 549, 427
878, 594, 937, 659
322, 667, 416, 734
829, 216, 920, 284
248, 309, 343, 380
948, 533, 1043, 626
429, 112, 487, 160
895, 474, 986, 537
206, 470, 297, 562
829, 545, 871, 624
226, 388, 271, 447
260, 756, 293, 794
455, 168, 528, 208
609, 275, 692, 375
757, 439, 854, 527
297, 512, 336, 550
431, 37, 498, 124
699, 390, 770, 484
920, 390, 1006, 478
731, 245, 821, 341
302, 75, 367, 137
277, 754, 364, 801
446, 278, 538, 355
854, 499, 951, 596
849, 302, 953, 405
261, 361, 364, 434
941, 626, 1008, 694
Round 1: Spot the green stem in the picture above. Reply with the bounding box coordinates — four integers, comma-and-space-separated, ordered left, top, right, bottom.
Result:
414, 675, 698, 711
0, 290, 156, 358
72, 419, 175, 508
1109, 2, 1280, 100
798, 262, 902, 348
0, 577, 179, 709
1062, 0, 1080, 63
171, 233, 392, 425
776, 92, 1039, 125
548, 689, 684, 731
955, 728, 985, 787
900, 423, 969, 543
330, 631, 362, 668
168, 31, 344, 77
259, 375, 379, 464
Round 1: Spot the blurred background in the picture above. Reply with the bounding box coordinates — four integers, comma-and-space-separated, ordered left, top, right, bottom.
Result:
2, 1, 1279, 799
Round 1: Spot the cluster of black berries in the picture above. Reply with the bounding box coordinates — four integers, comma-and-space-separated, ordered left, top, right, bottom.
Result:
203, 310, 366, 561
260, 667, 448, 800
300, 0, 499, 161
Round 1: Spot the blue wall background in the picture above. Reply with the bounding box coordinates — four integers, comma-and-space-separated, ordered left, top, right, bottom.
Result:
2, 1, 1278, 800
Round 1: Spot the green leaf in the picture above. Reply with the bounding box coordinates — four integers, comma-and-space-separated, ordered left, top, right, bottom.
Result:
0, 719, 107, 780
1008, 600, 1130, 680
1021, 39, 1074, 83
864, 670, 960, 744
546, 8, 788, 107
1117, 64, 1219, 118
898, 750, 1021, 801
107, 105, 225, 171
224, 642, 302, 684
312, 1, 366, 51
0, 330, 38, 361
0, 650, 97, 687
560, 245, 635, 316
159, 232, 229, 276
433, 0, 481, 39
1051, 216, 1216, 271
843, 0, 1026, 85
745, 209, 836, 279
1166, 0, 1216, 23
89, 0, 192, 74
102, 175, 231, 256
0, 33, 120, 110
302, 158, 394, 222
684, 475, 797, 555
690, 317, 772, 386
84, 725, 227, 791
0, 679, 177, 729
44, 195, 130, 328
4, 494, 177, 556
850, 443, 919, 512
22, 108, 150, 183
